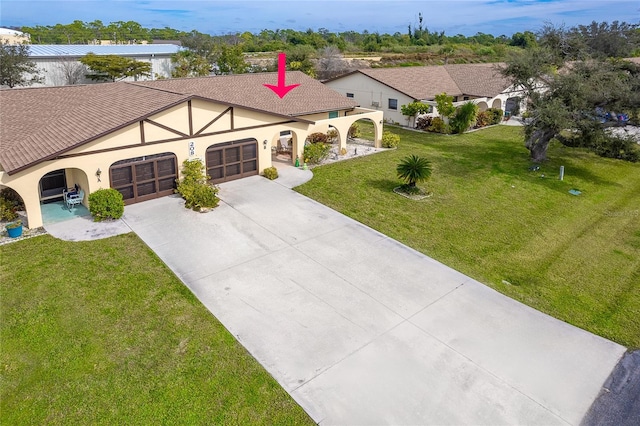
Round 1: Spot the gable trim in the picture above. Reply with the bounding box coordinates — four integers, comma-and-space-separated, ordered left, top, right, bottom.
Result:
50, 119, 299, 162
195, 106, 234, 136
143, 118, 190, 138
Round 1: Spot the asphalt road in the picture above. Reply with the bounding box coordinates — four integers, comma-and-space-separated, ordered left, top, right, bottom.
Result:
581, 350, 640, 426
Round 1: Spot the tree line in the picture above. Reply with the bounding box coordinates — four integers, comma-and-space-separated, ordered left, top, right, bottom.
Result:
23, 16, 634, 54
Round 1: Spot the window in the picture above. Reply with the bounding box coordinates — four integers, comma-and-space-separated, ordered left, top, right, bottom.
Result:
388, 98, 398, 110
452, 96, 459, 102
346, 93, 354, 98
463, 96, 469, 101
328, 111, 339, 119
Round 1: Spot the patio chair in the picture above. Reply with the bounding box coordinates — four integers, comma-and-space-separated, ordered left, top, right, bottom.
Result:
64, 188, 84, 211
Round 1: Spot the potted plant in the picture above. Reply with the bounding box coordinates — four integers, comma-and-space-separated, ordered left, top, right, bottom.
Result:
1, 196, 22, 238
5, 219, 23, 238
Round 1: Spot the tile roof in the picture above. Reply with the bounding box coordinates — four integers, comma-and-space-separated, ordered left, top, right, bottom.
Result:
134, 71, 357, 117
330, 63, 511, 100
357, 66, 462, 100
0, 72, 357, 174
0, 83, 189, 174
444, 63, 510, 97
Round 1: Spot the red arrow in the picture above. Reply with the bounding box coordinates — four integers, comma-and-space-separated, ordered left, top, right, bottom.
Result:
264, 52, 300, 99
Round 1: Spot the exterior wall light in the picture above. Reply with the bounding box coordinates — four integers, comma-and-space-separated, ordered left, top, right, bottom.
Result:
96, 168, 102, 182
263, 140, 268, 150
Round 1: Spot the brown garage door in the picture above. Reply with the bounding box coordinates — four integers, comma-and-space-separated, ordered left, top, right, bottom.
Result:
110, 153, 177, 205
206, 139, 258, 184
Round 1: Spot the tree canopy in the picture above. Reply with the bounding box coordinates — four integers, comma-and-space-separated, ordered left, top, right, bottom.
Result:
0, 41, 42, 88
502, 22, 640, 162
79, 53, 151, 82
170, 50, 210, 78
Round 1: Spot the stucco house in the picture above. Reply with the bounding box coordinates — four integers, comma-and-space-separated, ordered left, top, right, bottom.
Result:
324, 63, 526, 125
0, 71, 382, 229
26, 44, 182, 86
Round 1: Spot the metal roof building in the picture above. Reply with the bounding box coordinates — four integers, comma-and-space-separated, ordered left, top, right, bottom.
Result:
28, 44, 182, 58
24, 44, 181, 86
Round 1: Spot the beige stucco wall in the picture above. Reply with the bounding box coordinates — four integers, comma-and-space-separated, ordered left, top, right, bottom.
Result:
325, 73, 415, 125
1, 99, 383, 229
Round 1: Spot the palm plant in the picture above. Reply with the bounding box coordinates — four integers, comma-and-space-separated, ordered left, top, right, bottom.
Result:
396, 155, 432, 188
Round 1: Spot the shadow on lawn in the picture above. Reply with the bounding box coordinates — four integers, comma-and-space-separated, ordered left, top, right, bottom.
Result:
367, 178, 399, 193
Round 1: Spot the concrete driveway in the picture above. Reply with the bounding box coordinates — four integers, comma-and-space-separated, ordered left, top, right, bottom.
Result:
122, 174, 625, 425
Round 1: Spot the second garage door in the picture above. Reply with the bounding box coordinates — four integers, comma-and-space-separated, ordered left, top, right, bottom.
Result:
206, 139, 258, 184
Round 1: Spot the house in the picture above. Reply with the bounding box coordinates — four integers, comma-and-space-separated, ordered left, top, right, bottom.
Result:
0, 72, 383, 229
26, 44, 182, 86
324, 63, 526, 125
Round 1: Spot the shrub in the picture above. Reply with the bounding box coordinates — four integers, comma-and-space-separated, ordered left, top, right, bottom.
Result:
263, 166, 279, 180
486, 108, 504, 125
0, 197, 18, 221
303, 142, 331, 164
88, 188, 124, 221
0, 187, 24, 211
396, 155, 432, 187
401, 101, 432, 125
326, 128, 339, 143
416, 116, 433, 130
176, 159, 220, 212
348, 123, 360, 139
307, 132, 328, 144
592, 134, 639, 162
476, 111, 491, 128
450, 102, 479, 134
428, 117, 450, 134
381, 131, 400, 148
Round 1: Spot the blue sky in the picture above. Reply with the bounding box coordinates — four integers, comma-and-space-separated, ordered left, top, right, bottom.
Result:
1, 1, 638, 37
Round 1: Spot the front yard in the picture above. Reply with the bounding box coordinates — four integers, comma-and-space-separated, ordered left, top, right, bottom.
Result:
0, 234, 313, 425
297, 125, 640, 349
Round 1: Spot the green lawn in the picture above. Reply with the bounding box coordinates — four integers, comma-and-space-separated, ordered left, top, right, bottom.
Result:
0, 234, 313, 425
297, 125, 640, 349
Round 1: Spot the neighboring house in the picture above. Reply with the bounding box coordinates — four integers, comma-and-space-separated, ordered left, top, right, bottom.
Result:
26, 44, 182, 86
0, 71, 382, 228
324, 63, 527, 125
0, 27, 30, 44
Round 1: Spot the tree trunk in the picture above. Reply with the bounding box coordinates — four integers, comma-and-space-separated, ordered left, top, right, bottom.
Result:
525, 128, 556, 162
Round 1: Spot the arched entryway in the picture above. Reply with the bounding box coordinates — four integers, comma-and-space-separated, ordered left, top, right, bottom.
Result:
37, 167, 90, 225
491, 98, 503, 110
349, 118, 378, 145
205, 139, 258, 184
476, 101, 489, 112
110, 153, 178, 205
505, 97, 521, 116
0, 186, 27, 229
